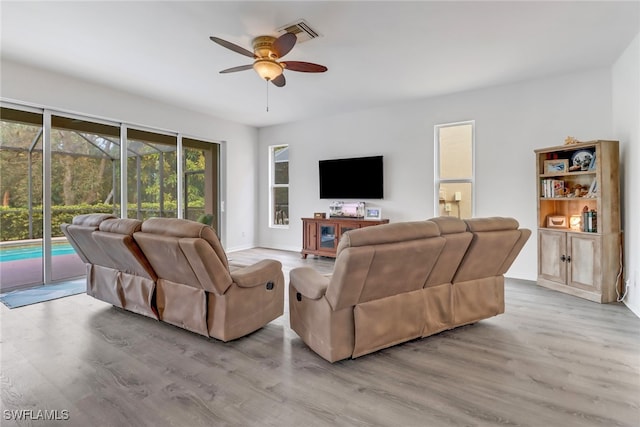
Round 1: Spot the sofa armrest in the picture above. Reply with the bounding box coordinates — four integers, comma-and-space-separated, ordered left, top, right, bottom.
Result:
290, 267, 329, 300
231, 259, 282, 288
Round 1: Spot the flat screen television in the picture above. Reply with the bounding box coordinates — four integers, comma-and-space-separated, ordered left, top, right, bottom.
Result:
319, 155, 384, 199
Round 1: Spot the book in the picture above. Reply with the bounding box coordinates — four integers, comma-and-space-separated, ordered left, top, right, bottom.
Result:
541, 179, 565, 197
586, 178, 597, 197
582, 210, 598, 232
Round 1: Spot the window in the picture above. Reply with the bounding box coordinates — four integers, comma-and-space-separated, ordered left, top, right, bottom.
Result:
435, 121, 474, 219
269, 145, 289, 227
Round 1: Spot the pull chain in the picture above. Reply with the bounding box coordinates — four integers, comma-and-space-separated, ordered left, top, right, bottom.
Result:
266, 80, 269, 112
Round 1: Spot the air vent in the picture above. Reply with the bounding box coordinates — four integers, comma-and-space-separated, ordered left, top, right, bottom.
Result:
276, 19, 321, 43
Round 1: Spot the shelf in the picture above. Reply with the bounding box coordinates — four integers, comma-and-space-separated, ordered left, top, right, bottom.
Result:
539, 197, 598, 201
539, 227, 601, 235
539, 170, 596, 178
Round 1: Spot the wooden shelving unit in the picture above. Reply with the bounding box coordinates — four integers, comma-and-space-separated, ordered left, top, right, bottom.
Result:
535, 140, 621, 303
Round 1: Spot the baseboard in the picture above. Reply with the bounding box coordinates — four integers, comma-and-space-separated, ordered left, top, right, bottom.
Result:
624, 300, 640, 318
225, 244, 256, 253
265, 244, 302, 253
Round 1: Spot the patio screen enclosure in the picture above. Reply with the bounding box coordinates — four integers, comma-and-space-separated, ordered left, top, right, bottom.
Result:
0, 106, 219, 291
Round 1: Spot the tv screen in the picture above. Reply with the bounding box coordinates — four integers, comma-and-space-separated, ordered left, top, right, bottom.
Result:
319, 155, 384, 199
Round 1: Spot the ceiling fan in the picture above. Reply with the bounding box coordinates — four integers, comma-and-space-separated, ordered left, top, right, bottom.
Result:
209, 32, 327, 87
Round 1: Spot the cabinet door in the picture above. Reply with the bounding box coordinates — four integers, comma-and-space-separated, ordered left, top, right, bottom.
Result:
303, 221, 318, 251
538, 230, 566, 285
318, 223, 338, 252
567, 233, 601, 291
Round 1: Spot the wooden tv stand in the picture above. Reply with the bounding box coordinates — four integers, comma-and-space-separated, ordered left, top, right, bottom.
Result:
301, 217, 389, 259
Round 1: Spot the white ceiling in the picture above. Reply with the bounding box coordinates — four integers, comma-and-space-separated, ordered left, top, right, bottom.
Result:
1, 1, 639, 128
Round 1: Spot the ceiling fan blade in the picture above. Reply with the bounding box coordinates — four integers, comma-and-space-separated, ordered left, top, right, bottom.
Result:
209, 36, 255, 58
219, 64, 253, 74
272, 33, 297, 58
282, 61, 328, 73
271, 74, 286, 87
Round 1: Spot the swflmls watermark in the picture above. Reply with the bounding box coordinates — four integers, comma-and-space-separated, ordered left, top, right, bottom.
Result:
3, 409, 70, 421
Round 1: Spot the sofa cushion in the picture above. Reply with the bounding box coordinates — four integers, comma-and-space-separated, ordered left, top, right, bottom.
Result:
141, 218, 229, 269
336, 221, 440, 255
72, 213, 116, 227
464, 217, 519, 232
99, 218, 142, 235
428, 216, 467, 234
424, 217, 473, 287
327, 221, 445, 310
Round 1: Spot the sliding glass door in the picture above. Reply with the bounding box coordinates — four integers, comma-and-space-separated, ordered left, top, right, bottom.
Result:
127, 129, 177, 220
183, 138, 219, 229
49, 115, 121, 282
1, 104, 221, 291
0, 108, 44, 290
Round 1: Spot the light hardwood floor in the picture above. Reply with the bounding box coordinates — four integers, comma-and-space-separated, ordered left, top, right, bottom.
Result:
1, 248, 639, 426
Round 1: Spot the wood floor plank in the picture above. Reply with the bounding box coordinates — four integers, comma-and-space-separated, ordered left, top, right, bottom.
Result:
1, 248, 638, 426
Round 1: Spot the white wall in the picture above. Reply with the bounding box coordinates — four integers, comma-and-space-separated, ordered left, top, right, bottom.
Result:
613, 32, 640, 316
258, 68, 614, 281
2, 58, 628, 286
0, 60, 259, 251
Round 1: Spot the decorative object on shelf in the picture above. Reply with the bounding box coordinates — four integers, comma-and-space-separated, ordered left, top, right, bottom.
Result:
544, 159, 569, 174
569, 214, 582, 231
564, 136, 581, 145
329, 201, 365, 218
329, 202, 343, 218
547, 215, 568, 228
364, 207, 382, 220
570, 150, 594, 171
314, 212, 326, 219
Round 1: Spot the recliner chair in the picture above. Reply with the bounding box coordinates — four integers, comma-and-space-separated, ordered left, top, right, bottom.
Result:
133, 218, 284, 341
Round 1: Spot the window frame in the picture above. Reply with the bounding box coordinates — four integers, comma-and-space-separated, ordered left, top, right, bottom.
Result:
269, 144, 289, 229
434, 120, 475, 218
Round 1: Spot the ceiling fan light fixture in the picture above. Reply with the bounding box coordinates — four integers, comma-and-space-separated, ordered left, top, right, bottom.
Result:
253, 59, 283, 81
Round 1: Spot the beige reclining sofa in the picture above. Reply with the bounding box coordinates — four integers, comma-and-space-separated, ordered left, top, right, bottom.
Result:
289, 217, 530, 362
61, 214, 284, 341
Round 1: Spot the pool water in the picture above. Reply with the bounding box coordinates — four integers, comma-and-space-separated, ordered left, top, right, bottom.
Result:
0, 242, 77, 262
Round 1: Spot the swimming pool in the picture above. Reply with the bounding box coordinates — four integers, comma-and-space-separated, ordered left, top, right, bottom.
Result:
0, 242, 77, 262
